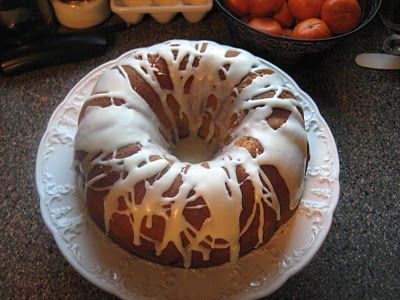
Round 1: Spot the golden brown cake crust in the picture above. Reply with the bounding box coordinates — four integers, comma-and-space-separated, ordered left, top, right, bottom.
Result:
74, 41, 309, 268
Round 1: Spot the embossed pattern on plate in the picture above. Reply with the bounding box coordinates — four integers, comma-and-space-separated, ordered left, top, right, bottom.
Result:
36, 43, 340, 300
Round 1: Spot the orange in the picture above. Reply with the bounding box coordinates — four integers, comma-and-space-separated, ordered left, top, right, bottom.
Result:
292, 18, 332, 39
248, 17, 284, 36
287, 0, 326, 21
273, 2, 294, 28
283, 28, 293, 37
321, 0, 361, 34
225, 0, 249, 17
249, 0, 285, 17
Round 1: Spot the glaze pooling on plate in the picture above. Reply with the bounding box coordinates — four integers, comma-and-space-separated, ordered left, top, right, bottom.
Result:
74, 41, 308, 268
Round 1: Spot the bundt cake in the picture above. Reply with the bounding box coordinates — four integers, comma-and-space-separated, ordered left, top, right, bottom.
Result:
74, 40, 309, 268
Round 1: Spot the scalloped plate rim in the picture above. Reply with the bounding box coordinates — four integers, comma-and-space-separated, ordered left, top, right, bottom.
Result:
36, 40, 340, 299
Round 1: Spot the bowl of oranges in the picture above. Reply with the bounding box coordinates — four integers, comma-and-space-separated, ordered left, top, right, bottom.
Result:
215, 0, 381, 64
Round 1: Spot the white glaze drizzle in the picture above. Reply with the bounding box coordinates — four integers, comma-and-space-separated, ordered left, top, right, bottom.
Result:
74, 40, 308, 267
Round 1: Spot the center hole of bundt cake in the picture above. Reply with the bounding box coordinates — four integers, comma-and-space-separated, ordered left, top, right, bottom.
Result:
172, 135, 219, 164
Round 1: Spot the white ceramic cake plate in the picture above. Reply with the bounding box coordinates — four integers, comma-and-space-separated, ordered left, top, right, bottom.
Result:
36, 45, 340, 300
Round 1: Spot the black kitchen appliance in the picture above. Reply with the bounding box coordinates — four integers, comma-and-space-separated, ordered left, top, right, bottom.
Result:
0, 0, 123, 76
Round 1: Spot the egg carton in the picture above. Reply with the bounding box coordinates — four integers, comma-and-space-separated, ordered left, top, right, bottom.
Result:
111, 0, 213, 24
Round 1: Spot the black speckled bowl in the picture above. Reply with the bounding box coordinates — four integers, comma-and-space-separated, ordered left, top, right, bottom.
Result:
215, 0, 381, 65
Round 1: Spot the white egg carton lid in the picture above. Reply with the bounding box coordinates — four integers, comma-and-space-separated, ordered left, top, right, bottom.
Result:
111, 0, 213, 24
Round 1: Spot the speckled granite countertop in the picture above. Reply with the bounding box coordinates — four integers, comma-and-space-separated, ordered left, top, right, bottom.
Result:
0, 9, 399, 299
